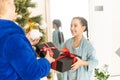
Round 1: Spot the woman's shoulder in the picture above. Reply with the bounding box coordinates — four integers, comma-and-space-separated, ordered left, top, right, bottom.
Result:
52, 29, 58, 34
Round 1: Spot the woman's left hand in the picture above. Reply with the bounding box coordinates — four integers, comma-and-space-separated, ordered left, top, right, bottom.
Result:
26, 32, 40, 46
71, 57, 83, 70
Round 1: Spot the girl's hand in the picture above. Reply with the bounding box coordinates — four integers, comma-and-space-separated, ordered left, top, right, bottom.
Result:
71, 57, 89, 70
71, 57, 83, 70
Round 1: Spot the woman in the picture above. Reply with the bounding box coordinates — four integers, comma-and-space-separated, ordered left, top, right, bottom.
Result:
62, 17, 98, 80
52, 19, 65, 80
52, 19, 64, 50
0, 0, 54, 80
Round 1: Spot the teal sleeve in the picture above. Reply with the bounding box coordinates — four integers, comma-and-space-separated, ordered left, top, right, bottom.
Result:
5, 35, 51, 79
52, 31, 62, 50
52, 31, 57, 45
85, 44, 98, 71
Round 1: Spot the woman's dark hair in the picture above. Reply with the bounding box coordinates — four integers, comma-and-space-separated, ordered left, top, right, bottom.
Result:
58, 31, 64, 44
72, 17, 89, 40
53, 19, 61, 28
53, 19, 64, 44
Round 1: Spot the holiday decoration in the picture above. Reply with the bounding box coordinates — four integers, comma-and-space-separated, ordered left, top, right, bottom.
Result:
15, 0, 46, 43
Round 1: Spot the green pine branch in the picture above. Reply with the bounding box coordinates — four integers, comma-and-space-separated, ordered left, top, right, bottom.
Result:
15, 0, 40, 27
15, 0, 46, 44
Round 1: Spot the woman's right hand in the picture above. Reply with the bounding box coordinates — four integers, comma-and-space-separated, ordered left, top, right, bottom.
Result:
26, 32, 40, 46
45, 51, 55, 63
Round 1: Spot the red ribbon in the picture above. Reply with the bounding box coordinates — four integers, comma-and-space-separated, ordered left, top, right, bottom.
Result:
40, 43, 56, 57
52, 47, 77, 70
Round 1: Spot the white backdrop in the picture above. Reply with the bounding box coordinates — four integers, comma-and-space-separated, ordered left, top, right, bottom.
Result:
89, 0, 120, 76
50, 0, 89, 40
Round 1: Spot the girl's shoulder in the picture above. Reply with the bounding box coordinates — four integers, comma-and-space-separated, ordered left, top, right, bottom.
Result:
81, 36, 94, 49
64, 37, 73, 46
65, 37, 73, 43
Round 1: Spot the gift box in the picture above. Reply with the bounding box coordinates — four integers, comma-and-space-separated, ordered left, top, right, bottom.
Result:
51, 48, 81, 72
35, 42, 60, 58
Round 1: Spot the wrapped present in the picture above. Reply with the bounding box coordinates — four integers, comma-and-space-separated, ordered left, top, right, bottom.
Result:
35, 42, 60, 58
51, 48, 81, 72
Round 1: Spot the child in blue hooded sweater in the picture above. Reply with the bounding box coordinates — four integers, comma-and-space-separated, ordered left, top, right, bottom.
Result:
0, 0, 54, 80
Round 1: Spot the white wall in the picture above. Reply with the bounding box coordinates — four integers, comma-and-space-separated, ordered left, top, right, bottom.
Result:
111, 0, 120, 76
89, 0, 120, 75
50, 0, 89, 40
30, 0, 45, 17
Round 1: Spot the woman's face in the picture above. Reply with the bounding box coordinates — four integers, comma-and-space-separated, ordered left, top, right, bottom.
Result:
53, 23, 57, 29
70, 18, 85, 37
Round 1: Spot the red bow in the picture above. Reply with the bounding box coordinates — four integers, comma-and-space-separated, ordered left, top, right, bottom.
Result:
40, 43, 56, 57
60, 48, 77, 62
52, 48, 77, 70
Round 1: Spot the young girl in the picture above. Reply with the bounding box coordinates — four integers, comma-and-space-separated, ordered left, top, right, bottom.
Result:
62, 17, 98, 80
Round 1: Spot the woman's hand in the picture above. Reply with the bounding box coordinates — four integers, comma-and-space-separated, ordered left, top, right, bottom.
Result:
26, 32, 40, 46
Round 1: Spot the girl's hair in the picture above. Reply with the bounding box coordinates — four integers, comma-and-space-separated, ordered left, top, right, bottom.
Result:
53, 19, 64, 44
73, 17, 89, 40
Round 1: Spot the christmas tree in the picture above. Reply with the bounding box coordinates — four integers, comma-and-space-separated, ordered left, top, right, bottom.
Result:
15, 0, 46, 43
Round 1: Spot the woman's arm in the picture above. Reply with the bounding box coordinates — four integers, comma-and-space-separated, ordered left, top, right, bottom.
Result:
5, 35, 52, 79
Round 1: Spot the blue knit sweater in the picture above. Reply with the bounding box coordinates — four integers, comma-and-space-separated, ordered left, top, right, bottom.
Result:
0, 19, 51, 80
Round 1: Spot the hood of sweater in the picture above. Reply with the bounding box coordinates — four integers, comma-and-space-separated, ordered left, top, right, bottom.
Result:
0, 19, 25, 40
